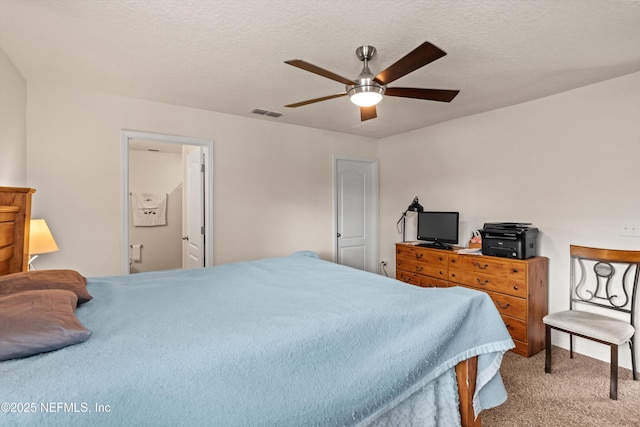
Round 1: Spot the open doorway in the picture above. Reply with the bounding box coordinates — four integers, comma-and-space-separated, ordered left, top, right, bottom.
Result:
120, 130, 214, 275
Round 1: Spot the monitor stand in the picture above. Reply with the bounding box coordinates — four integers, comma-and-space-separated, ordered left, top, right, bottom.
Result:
417, 241, 453, 250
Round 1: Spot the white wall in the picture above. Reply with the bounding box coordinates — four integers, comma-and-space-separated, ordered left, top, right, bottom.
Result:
0, 47, 27, 186
25, 83, 378, 276
379, 71, 640, 368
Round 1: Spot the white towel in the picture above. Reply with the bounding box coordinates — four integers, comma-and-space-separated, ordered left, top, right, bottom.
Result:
132, 193, 167, 226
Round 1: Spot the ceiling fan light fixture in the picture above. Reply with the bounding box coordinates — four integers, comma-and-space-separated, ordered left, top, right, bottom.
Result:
348, 85, 385, 107
284, 42, 458, 121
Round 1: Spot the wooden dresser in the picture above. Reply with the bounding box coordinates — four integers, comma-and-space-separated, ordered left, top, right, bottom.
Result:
396, 243, 548, 357
0, 187, 35, 275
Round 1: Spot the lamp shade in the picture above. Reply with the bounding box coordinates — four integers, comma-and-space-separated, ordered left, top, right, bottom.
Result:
407, 197, 424, 212
29, 219, 59, 255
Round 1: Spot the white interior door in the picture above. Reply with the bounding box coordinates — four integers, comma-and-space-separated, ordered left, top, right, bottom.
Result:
184, 146, 205, 268
335, 157, 378, 273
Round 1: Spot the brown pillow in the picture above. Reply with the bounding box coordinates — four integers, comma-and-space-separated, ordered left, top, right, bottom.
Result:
0, 289, 92, 361
0, 269, 92, 305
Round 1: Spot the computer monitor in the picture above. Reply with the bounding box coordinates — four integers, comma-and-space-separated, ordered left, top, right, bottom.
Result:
417, 211, 459, 248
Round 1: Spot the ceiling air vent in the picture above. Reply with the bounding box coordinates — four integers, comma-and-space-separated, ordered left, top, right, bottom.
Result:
252, 109, 283, 118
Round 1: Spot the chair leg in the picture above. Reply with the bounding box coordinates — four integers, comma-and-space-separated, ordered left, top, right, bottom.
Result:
610, 344, 618, 400
569, 333, 574, 359
630, 338, 638, 381
545, 325, 552, 373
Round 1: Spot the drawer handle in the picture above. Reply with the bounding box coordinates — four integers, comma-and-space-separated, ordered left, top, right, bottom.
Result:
476, 278, 490, 285
439, 270, 445, 276
451, 273, 456, 278
415, 266, 424, 272
415, 253, 423, 259
451, 259, 456, 264
496, 301, 510, 309
474, 262, 489, 270
439, 256, 444, 261
513, 285, 519, 291
512, 268, 519, 273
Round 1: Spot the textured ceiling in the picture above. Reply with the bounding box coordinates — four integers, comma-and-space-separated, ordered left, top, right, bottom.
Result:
1, 0, 640, 138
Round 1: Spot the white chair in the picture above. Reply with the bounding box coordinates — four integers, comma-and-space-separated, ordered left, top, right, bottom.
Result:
543, 245, 639, 400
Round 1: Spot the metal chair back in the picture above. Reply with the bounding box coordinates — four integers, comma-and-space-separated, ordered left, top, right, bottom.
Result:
569, 245, 640, 330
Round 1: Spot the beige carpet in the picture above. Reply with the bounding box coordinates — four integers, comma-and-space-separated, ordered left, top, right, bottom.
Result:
482, 346, 640, 427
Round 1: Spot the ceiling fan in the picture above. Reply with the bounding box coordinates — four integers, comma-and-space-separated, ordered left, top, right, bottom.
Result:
284, 42, 460, 122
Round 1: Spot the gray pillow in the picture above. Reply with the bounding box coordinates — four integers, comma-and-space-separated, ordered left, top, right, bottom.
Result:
0, 289, 92, 361
0, 269, 92, 305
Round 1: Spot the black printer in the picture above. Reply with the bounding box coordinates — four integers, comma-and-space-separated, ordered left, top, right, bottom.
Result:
479, 223, 539, 259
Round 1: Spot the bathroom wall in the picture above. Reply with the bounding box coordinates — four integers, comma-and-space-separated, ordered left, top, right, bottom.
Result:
128, 147, 183, 272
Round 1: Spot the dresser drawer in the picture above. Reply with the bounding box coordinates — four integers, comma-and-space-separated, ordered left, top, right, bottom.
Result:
0, 210, 18, 222
0, 221, 15, 247
397, 246, 448, 265
0, 245, 14, 263
396, 248, 417, 263
508, 262, 527, 282
512, 340, 528, 357
449, 255, 508, 276
449, 269, 527, 298
422, 250, 448, 266
397, 259, 448, 279
396, 271, 422, 287
449, 269, 506, 289
484, 289, 527, 320
396, 258, 420, 273
420, 276, 449, 288
501, 315, 527, 342
397, 271, 448, 288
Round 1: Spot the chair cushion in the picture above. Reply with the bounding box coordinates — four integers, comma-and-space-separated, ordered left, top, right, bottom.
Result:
543, 310, 635, 345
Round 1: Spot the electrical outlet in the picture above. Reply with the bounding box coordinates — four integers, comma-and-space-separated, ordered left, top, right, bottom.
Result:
619, 222, 640, 237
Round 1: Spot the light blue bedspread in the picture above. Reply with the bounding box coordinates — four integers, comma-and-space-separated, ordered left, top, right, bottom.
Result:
1, 252, 513, 426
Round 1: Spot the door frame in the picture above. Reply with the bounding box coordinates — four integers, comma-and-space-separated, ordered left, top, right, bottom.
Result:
120, 130, 214, 275
333, 155, 379, 273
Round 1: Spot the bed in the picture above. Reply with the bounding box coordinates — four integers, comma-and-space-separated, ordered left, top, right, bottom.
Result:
0, 187, 513, 427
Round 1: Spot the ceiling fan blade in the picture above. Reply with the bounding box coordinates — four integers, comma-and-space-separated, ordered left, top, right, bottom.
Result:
385, 87, 460, 102
285, 59, 356, 86
374, 42, 447, 85
360, 105, 377, 121
285, 93, 347, 108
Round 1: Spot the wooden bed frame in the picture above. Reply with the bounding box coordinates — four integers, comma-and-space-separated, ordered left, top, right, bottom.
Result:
0, 185, 480, 426
457, 355, 481, 426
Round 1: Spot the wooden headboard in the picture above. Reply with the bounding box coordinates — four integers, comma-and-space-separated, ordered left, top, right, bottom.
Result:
0, 187, 35, 275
